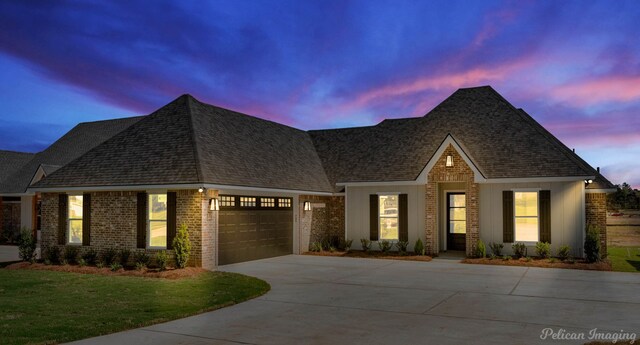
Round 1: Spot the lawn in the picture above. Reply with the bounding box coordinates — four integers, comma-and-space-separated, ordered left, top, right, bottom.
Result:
0, 269, 269, 345
608, 246, 640, 273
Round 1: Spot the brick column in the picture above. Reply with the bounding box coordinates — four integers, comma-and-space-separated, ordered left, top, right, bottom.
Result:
585, 192, 607, 255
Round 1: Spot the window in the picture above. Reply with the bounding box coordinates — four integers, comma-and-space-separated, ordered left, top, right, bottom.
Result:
448, 194, 466, 234
514, 192, 538, 242
379, 195, 398, 240
68, 195, 83, 244
240, 197, 256, 207
261, 197, 275, 207
278, 198, 291, 208
220, 195, 235, 207
148, 194, 167, 248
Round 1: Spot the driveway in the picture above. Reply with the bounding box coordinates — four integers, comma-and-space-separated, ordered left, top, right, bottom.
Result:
69, 255, 640, 345
0, 245, 19, 263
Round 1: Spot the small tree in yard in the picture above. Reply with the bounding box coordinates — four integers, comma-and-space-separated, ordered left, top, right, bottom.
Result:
173, 224, 191, 268
18, 228, 37, 263
584, 224, 601, 263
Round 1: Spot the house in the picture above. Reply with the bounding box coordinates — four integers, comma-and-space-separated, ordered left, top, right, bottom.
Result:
27, 86, 614, 269
0, 117, 142, 241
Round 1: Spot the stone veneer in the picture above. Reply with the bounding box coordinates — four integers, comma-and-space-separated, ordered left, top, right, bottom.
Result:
425, 144, 480, 256
299, 195, 345, 251
585, 192, 607, 255
41, 189, 218, 269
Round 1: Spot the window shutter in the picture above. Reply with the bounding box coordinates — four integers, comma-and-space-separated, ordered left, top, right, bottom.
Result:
369, 194, 379, 241
502, 191, 514, 243
539, 190, 551, 243
399, 194, 408, 242
166, 192, 177, 250
137, 192, 147, 249
58, 194, 67, 245
82, 193, 91, 246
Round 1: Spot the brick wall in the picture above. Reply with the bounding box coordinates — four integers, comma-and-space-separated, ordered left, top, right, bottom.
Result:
585, 192, 607, 254
41, 189, 218, 268
425, 144, 479, 256
299, 195, 345, 251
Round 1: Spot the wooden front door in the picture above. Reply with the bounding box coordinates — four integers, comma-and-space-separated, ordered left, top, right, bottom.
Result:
446, 192, 466, 251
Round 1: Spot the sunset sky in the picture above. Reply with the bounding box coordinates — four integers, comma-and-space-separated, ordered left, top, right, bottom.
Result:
0, 0, 638, 187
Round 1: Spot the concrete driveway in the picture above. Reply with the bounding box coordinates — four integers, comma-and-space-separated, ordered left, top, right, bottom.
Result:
70, 255, 640, 345
0, 245, 19, 262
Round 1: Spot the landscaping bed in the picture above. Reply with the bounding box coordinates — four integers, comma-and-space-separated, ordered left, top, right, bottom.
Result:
304, 250, 432, 262
6, 261, 207, 279
462, 257, 611, 271
0, 268, 270, 345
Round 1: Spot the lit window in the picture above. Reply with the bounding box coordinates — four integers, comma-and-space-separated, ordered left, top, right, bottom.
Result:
240, 197, 256, 207
278, 198, 292, 208
220, 195, 235, 207
68, 195, 83, 244
515, 192, 538, 242
448, 194, 466, 234
379, 195, 398, 240
148, 194, 167, 248
261, 197, 275, 207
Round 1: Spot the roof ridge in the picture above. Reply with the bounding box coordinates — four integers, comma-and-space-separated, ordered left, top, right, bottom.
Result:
184, 95, 204, 184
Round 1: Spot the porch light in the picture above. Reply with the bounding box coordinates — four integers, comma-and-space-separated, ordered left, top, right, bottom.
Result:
584, 179, 593, 185
209, 198, 219, 211
303, 201, 311, 211
446, 155, 454, 167
198, 187, 204, 193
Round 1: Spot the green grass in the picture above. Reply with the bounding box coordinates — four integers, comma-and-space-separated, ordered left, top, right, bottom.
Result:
608, 246, 640, 272
0, 269, 270, 345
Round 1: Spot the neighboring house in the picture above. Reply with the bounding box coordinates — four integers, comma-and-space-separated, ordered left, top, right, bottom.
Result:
0, 150, 35, 241
27, 86, 614, 269
0, 117, 143, 241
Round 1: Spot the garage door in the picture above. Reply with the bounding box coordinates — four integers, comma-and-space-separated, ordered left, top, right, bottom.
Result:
218, 195, 293, 265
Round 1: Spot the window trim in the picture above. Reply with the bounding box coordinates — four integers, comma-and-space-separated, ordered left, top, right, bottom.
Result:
378, 193, 399, 241
513, 190, 540, 243
67, 194, 83, 245
147, 193, 168, 249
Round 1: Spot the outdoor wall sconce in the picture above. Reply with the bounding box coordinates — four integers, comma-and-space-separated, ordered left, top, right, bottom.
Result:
198, 187, 205, 193
209, 198, 219, 211
446, 155, 454, 167
303, 201, 311, 211
584, 179, 593, 185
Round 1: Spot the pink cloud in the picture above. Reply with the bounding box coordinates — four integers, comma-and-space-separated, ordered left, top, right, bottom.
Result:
553, 76, 640, 106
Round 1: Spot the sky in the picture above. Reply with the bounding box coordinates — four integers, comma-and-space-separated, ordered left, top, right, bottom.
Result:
0, 0, 639, 187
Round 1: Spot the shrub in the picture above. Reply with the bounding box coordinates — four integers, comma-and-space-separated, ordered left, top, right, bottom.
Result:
535, 242, 551, 259
173, 223, 192, 269
378, 240, 392, 253
512, 243, 527, 258
475, 239, 486, 258
342, 239, 353, 252
548, 258, 558, 263
18, 228, 37, 263
414, 238, 425, 255
502, 255, 511, 261
96, 261, 105, 269
63, 246, 80, 265
78, 258, 87, 267
395, 240, 409, 255
119, 249, 131, 267
584, 224, 601, 263
489, 242, 503, 256
557, 245, 571, 261
309, 242, 322, 252
489, 253, 496, 260
135, 262, 146, 271
101, 248, 118, 266
329, 245, 336, 253
134, 251, 151, 268
110, 263, 123, 272
156, 251, 168, 271
360, 238, 371, 252
82, 248, 98, 265
566, 257, 576, 264
45, 246, 61, 265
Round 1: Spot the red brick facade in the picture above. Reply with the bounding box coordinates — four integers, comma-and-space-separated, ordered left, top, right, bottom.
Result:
299, 195, 345, 251
585, 192, 607, 254
425, 144, 479, 256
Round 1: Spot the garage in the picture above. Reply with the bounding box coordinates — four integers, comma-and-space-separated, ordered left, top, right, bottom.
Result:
218, 195, 293, 265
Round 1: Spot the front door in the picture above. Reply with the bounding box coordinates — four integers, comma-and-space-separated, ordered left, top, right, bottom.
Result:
446, 192, 466, 251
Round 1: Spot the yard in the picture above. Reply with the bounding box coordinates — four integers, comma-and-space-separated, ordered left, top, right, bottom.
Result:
0, 269, 270, 345
608, 246, 640, 272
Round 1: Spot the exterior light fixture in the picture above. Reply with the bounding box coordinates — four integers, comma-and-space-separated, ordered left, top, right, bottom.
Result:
209, 198, 219, 211
584, 179, 593, 185
198, 187, 204, 193
446, 155, 454, 167
303, 201, 311, 211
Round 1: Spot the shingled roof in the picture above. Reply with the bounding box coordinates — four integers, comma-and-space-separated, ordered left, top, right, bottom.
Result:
32, 95, 334, 192
0, 116, 142, 194
0, 150, 34, 185
310, 86, 611, 191
31, 86, 612, 193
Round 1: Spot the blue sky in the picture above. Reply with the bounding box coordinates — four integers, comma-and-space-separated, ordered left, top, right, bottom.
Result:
0, 0, 639, 187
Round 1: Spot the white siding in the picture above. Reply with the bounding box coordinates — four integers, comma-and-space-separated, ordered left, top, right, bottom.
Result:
346, 185, 425, 250
479, 181, 584, 257
20, 196, 33, 230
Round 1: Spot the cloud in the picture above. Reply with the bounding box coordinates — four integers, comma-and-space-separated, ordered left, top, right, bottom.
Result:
552, 75, 640, 107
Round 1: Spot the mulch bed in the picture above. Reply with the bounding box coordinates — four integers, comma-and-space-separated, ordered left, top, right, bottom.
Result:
462, 257, 612, 271
5, 261, 206, 279
304, 250, 432, 262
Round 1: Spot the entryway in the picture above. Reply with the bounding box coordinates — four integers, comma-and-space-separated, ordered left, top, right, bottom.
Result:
446, 192, 466, 251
